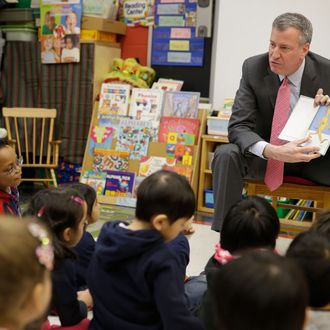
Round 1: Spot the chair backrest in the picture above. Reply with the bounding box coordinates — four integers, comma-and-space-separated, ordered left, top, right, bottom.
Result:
2, 107, 57, 166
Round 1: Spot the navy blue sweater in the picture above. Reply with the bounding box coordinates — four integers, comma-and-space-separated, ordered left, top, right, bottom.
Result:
88, 221, 203, 330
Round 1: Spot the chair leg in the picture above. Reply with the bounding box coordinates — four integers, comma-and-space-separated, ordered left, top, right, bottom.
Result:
50, 169, 57, 187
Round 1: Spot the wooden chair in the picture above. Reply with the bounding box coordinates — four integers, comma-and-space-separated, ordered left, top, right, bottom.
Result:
2, 107, 61, 187
245, 178, 330, 232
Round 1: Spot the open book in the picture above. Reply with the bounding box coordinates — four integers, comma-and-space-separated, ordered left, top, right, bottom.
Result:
279, 96, 330, 156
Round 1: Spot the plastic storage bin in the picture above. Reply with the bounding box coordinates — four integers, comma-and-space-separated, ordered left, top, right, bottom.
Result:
204, 189, 214, 208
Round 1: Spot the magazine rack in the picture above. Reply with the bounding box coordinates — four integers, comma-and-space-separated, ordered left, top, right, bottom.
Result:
81, 102, 209, 207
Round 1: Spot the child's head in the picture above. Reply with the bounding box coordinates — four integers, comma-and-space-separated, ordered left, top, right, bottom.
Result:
286, 231, 330, 308
63, 182, 99, 224
213, 250, 308, 330
0, 138, 22, 190
0, 216, 53, 329
220, 196, 280, 254
310, 209, 330, 240
135, 170, 195, 241
43, 35, 54, 51
64, 34, 78, 49
66, 11, 78, 28
23, 187, 87, 261
44, 11, 55, 30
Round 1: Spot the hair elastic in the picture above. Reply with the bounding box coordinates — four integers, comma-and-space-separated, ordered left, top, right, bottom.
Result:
27, 222, 54, 271
71, 195, 84, 205
37, 207, 45, 217
214, 243, 234, 265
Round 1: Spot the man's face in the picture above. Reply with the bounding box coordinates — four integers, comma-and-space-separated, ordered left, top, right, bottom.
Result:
268, 27, 310, 76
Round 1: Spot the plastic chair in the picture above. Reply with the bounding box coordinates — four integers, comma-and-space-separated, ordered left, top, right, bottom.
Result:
2, 107, 61, 187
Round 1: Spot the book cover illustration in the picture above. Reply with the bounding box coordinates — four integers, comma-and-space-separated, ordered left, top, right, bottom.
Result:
129, 88, 164, 122
80, 170, 107, 195
162, 91, 200, 118
152, 78, 183, 91
88, 126, 114, 155
98, 114, 121, 129
116, 118, 152, 160
163, 165, 193, 183
158, 116, 200, 145
138, 156, 176, 177
104, 170, 135, 197
98, 83, 130, 117
93, 149, 129, 172
279, 96, 330, 156
307, 105, 330, 155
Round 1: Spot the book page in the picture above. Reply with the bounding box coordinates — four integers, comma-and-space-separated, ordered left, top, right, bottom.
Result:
279, 96, 318, 141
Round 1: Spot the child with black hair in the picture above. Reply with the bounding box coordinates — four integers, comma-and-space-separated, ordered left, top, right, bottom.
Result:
88, 170, 203, 330
310, 209, 330, 239
212, 250, 309, 330
198, 195, 280, 329
23, 187, 92, 328
0, 131, 22, 216
286, 231, 330, 307
65, 182, 99, 289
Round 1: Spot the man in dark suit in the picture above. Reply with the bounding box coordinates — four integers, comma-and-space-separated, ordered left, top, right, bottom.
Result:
212, 12, 330, 231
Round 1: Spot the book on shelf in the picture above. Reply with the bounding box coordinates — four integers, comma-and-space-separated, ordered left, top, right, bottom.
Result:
138, 156, 176, 177
279, 96, 330, 156
163, 165, 193, 183
88, 125, 114, 155
129, 88, 164, 122
92, 149, 129, 172
104, 170, 135, 197
162, 91, 200, 118
115, 118, 152, 160
80, 170, 107, 195
98, 83, 130, 117
152, 78, 183, 91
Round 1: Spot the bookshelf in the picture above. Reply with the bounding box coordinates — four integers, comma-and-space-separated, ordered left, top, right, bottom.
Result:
81, 102, 208, 207
197, 134, 228, 213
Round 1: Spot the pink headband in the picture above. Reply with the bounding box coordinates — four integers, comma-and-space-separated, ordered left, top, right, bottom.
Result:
71, 195, 84, 205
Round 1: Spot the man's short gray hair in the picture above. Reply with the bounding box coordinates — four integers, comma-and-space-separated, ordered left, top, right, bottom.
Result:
272, 13, 313, 45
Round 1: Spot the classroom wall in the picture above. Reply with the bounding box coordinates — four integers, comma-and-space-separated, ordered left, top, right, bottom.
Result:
210, 0, 330, 110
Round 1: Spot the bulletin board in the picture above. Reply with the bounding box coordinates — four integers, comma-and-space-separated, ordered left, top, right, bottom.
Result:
151, 0, 204, 67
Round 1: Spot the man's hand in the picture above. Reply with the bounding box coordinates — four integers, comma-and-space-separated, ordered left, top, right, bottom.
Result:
314, 88, 330, 106
263, 137, 321, 163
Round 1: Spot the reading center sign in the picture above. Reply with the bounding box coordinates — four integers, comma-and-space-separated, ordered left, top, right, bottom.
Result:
120, 0, 155, 26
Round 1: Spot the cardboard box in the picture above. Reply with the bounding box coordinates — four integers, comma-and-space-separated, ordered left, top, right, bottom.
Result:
81, 16, 126, 35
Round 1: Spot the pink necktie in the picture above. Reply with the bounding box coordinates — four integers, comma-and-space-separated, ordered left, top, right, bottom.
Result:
264, 77, 290, 191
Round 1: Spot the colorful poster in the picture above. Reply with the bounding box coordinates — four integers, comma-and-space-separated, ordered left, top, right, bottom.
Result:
104, 170, 135, 197
40, 1, 82, 64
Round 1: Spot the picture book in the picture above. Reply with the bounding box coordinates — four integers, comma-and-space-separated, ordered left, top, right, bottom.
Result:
115, 118, 152, 160
138, 156, 176, 177
98, 83, 130, 117
88, 125, 114, 155
163, 165, 193, 183
80, 170, 107, 195
162, 91, 200, 118
98, 114, 121, 129
129, 88, 164, 122
93, 149, 129, 172
158, 116, 200, 145
104, 170, 135, 197
152, 78, 183, 91
279, 96, 330, 156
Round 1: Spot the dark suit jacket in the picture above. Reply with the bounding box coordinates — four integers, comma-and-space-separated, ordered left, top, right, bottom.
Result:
228, 52, 330, 155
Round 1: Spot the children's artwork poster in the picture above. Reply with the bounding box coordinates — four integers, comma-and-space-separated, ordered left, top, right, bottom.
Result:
151, 0, 204, 66
40, 0, 82, 64
118, 0, 155, 26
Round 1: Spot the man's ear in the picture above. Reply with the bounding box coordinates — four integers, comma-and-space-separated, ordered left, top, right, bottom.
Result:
62, 227, 72, 243
151, 214, 169, 231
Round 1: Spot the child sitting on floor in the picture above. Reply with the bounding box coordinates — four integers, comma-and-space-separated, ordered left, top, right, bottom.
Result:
24, 187, 92, 329
65, 182, 99, 289
0, 216, 54, 330
213, 250, 309, 330
88, 170, 203, 330
0, 129, 22, 216
198, 195, 280, 329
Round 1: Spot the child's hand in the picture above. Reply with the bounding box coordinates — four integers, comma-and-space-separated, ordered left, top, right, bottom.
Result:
77, 289, 93, 308
182, 216, 195, 235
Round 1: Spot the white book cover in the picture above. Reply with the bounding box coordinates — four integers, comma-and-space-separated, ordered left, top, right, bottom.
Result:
129, 88, 164, 121
279, 95, 330, 155
98, 83, 130, 117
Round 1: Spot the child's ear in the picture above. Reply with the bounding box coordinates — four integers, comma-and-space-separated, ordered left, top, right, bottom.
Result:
62, 227, 72, 243
152, 214, 169, 231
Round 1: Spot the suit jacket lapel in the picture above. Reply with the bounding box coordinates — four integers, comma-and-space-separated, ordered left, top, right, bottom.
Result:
301, 54, 317, 96
264, 67, 281, 109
